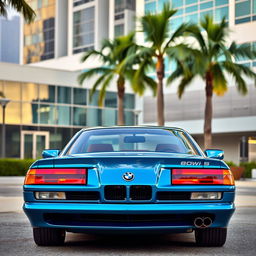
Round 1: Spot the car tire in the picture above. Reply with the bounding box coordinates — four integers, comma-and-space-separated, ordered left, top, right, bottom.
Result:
33, 228, 65, 246
195, 228, 227, 247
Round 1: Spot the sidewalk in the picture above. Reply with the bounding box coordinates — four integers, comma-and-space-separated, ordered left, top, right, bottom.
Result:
235, 180, 256, 187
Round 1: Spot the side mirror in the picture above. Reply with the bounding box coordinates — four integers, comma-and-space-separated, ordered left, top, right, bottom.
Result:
204, 149, 224, 160
42, 149, 60, 159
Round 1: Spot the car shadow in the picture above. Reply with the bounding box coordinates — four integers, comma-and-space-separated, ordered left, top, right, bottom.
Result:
64, 232, 197, 250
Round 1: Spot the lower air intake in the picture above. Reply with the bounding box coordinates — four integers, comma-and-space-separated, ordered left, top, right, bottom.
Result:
130, 185, 152, 200
104, 185, 126, 200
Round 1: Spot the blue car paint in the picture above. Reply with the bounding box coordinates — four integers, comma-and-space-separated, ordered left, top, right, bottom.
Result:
23, 127, 235, 234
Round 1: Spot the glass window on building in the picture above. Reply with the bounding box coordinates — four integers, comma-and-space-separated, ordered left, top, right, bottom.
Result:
114, 24, 124, 37
172, 0, 184, 8
235, 0, 256, 24
115, 0, 135, 13
39, 84, 56, 103
215, 0, 228, 6
3, 81, 21, 101
22, 103, 39, 124
124, 94, 135, 109
87, 108, 102, 126
5, 125, 20, 158
88, 90, 100, 106
48, 127, 73, 149
39, 104, 56, 124
56, 106, 71, 126
22, 83, 39, 102
170, 17, 183, 31
124, 110, 135, 125
185, 0, 197, 5
200, 1, 213, 10
73, 7, 95, 54
73, 107, 87, 126
57, 86, 71, 104
145, 1, 156, 13
23, 0, 56, 63
102, 109, 117, 126
5, 102, 21, 124
73, 0, 94, 7
185, 13, 198, 23
74, 88, 87, 105
158, 0, 168, 11
215, 6, 228, 22
105, 92, 117, 108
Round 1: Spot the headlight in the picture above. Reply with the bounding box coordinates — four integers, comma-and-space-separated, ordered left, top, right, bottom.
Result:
35, 192, 66, 200
190, 192, 222, 200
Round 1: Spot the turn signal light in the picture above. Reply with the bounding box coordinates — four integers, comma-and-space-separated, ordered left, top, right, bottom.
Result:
24, 168, 87, 185
172, 169, 234, 185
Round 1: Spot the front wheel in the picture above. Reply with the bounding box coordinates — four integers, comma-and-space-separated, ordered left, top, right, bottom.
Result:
195, 228, 227, 247
33, 228, 65, 246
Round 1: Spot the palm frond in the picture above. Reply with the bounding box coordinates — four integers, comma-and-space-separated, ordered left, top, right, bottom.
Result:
229, 42, 256, 61
81, 49, 111, 64
98, 74, 114, 106
222, 61, 247, 94
88, 73, 108, 102
78, 67, 113, 85
185, 24, 207, 54
165, 23, 190, 51
177, 74, 194, 98
7, 0, 36, 23
201, 16, 228, 43
141, 2, 176, 52
0, 1, 7, 17
211, 64, 227, 96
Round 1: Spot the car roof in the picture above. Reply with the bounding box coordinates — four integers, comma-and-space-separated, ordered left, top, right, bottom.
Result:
79, 126, 188, 133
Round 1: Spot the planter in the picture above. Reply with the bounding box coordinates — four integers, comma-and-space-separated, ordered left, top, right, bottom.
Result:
230, 166, 245, 180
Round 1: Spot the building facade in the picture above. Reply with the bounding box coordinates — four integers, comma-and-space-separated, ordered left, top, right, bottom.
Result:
0, 62, 135, 159
0, 0, 255, 163
0, 15, 20, 63
140, 0, 256, 163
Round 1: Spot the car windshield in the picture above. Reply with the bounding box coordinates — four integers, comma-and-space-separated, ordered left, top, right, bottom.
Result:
66, 128, 199, 155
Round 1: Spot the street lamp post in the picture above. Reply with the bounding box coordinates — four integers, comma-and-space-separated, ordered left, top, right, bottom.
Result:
0, 98, 10, 158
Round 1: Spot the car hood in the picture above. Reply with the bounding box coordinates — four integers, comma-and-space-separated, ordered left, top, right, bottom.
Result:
31, 152, 228, 186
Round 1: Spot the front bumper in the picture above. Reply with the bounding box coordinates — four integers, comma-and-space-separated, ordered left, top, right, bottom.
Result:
23, 202, 235, 233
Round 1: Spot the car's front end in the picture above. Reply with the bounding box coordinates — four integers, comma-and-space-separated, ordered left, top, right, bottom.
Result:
23, 127, 235, 246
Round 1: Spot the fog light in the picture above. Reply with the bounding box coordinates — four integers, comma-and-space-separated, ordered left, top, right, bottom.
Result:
190, 192, 222, 200
35, 192, 66, 200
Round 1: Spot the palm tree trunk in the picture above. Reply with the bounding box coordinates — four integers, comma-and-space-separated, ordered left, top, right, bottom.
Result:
117, 76, 125, 125
204, 72, 213, 149
156, 56, 165, 126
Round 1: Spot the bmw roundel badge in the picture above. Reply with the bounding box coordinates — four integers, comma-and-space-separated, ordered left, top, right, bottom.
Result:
123, 172, 134, 181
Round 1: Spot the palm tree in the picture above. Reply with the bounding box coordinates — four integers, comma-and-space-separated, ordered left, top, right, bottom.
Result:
167, 16, 256, 149
134, 3, 189, 126
0, 0, 35, 23
78, 33, 156, 125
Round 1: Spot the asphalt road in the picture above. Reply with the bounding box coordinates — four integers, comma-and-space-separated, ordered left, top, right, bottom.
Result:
0, 208, 256, 256
0, 179, 256, 255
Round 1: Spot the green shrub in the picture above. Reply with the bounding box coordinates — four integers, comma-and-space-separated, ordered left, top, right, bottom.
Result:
224, 161, 238, 167
240, 162, 256, 178
0, 159, 35, 176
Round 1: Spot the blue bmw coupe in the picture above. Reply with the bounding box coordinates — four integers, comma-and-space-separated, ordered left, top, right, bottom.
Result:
23, 126, 235, 246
